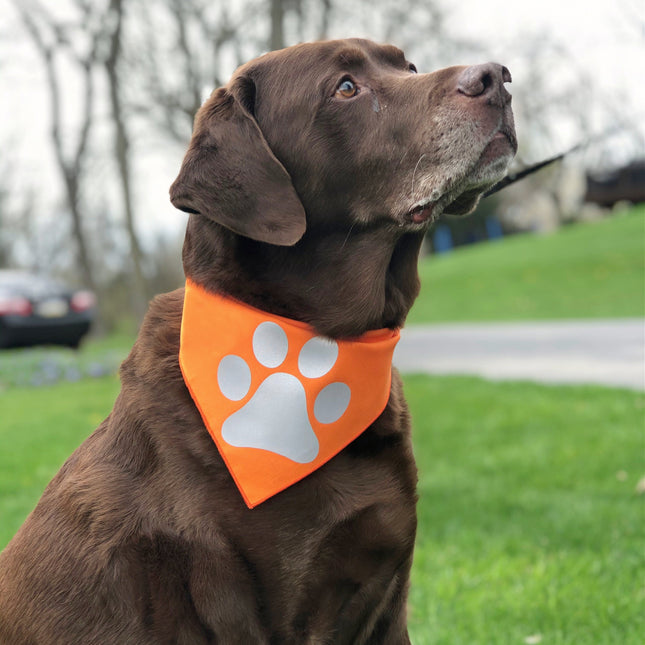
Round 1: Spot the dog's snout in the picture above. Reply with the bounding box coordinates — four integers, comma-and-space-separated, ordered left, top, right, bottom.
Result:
457, 63, 512, 103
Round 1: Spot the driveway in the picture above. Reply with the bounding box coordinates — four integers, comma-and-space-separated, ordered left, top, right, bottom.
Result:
393, 319, 645, 390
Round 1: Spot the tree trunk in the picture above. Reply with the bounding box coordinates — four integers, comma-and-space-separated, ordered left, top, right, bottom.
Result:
64, 170, 97, 293
105, 0, 148, 320
270, 0, 285, 51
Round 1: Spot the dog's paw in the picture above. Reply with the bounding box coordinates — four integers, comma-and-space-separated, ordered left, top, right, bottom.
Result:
217, 322, 351, 463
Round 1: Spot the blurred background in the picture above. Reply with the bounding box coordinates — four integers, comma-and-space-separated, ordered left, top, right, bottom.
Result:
1, 3, 644, 642
0, 0, 643, 334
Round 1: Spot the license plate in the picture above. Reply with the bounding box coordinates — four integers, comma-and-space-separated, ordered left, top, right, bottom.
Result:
36, 298, 68, 318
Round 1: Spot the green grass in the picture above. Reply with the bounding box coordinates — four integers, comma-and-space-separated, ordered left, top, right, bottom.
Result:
409, 206, 645, 323
0, 377, 121, 535
406, 376, 644, 645
1, 375, 643, 643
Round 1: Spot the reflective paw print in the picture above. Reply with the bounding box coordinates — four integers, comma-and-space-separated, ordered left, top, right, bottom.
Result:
217, 322, 351, 463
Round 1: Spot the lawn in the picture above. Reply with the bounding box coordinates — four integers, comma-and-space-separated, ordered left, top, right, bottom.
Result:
0, 376, 121, 538
1, 374, 643, 644
405, 375, 644, 645
409, 205, 645, 323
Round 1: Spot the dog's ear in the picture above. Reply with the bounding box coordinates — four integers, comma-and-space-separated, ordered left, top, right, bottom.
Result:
169, 77, 306, 246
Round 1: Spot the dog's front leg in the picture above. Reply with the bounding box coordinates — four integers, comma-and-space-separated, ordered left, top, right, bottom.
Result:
361, 565, 413, 645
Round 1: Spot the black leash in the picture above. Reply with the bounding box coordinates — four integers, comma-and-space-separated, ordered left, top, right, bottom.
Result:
483, 126, 628, 198
483, 149, 573, 197
483, 143, 584, 198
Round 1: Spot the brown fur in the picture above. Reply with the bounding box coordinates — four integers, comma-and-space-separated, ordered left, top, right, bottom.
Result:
0, 39, 515, 644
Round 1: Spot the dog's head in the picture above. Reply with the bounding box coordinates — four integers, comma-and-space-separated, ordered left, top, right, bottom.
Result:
170, 38, 516, 247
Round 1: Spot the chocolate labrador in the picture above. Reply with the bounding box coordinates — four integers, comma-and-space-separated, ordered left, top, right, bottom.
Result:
0, 39, 516, 644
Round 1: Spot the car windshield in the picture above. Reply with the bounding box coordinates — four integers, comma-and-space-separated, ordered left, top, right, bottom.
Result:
0, 271, 66, 297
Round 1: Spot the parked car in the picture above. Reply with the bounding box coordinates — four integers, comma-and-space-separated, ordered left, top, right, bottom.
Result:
0, 271, 96, 349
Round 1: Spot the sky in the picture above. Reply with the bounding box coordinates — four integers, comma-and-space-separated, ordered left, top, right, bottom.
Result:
0, 0, 643, 247
450, 0, 642, 86
445, 0, 644, 116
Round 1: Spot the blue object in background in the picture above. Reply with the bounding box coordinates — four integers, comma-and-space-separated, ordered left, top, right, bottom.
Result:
433, 225, 453, 253
485, 216, 504, 240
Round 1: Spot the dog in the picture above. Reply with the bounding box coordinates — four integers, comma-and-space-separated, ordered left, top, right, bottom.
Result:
0, 38, 516, 644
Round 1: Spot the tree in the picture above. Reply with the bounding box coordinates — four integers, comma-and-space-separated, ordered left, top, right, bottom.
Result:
12, 0, 99, 292
104, 0, 147, 317
11, 0, 154, 318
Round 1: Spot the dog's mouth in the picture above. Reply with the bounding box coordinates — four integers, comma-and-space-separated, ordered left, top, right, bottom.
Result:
443, 187, 485, 215
407, 201, 439, 225
404, 187, 481, 226
473, 128, 517, 177
404, 127, 517, 226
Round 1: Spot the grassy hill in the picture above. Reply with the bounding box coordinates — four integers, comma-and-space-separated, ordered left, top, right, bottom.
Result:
408, 205, 645, 324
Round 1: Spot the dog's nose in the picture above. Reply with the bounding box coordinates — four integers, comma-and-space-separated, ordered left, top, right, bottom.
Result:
457, 63, 512, 104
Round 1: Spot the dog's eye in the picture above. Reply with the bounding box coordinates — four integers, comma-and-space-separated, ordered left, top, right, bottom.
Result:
409, 63, 418, 74
336, 79, 358, 98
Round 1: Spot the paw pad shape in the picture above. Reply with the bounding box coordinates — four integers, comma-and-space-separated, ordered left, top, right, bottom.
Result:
217, 322, 351, 463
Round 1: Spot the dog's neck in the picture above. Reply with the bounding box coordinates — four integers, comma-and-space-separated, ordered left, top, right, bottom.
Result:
183, 216, 425, 339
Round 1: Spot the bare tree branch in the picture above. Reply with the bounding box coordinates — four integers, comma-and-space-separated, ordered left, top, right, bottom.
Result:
13, 0, 97, 291
126, 0, 259, 143
170, 0, 204, 119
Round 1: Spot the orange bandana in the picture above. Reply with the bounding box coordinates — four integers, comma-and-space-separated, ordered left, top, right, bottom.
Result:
179, 279, 400, 508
